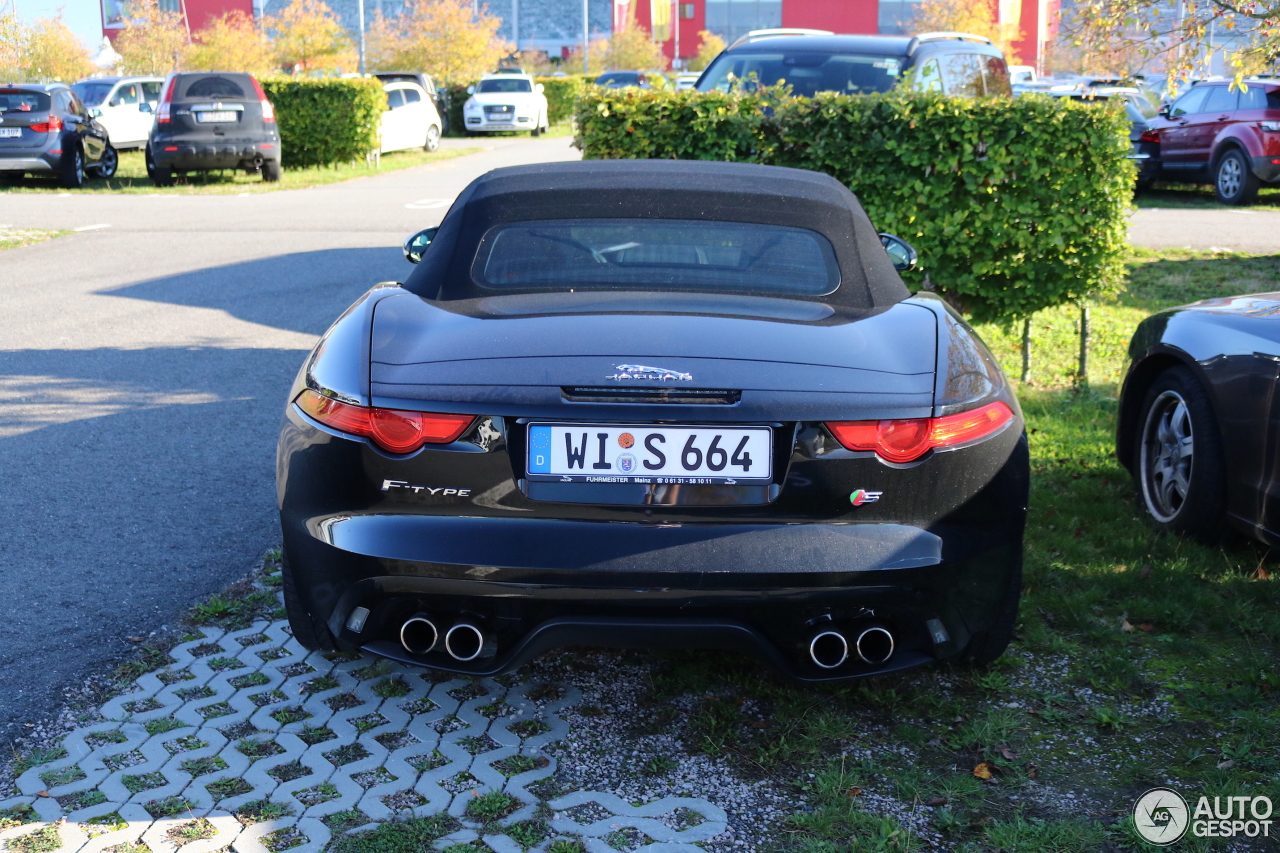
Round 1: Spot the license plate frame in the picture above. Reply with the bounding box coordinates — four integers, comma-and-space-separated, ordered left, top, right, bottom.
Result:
0, 127, 22, 138
526, 423, 773, 485
196, 111, 237, 123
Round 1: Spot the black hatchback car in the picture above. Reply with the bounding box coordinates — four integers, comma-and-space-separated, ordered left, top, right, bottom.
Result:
146, 72, 281, 187
0, 84, 116, 187
695, 31, 1012, 98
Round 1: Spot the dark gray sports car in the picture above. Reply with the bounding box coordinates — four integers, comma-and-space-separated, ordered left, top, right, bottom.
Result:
276, 160, 1029, 682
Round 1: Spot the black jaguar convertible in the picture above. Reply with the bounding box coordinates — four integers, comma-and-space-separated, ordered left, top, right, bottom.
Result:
276, 160, 1029, 682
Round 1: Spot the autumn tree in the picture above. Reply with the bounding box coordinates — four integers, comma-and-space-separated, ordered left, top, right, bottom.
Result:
587, 23, 668, 72
16, 15, 95, 81
686, 29, 724, 72
366, 0, 510, 86
114, 0, 189, 75
186, 10, 275, 74
909, 0, 1023, 63
1, 13, 27, 79
266, 0, 355, 75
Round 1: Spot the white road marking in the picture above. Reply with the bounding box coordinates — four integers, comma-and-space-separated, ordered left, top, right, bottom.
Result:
404, 197, 453, 210
73, 223, 112, 231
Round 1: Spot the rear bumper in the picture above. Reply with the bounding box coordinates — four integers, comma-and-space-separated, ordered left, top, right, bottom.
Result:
151, 140, 278, 170
1251, 154, 1280, 183
0, 156, 54, 172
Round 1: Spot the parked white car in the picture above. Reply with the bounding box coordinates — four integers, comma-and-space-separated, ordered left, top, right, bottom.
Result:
70, 76, 163, 150
674, 72, 701, 91
380, 81, 442, 153
462, 72, 549, 135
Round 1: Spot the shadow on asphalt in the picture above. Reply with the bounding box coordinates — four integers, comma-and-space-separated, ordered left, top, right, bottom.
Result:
102, 246, 408, 335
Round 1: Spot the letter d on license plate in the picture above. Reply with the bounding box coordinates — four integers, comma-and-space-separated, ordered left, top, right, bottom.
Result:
527, 423, 771, 485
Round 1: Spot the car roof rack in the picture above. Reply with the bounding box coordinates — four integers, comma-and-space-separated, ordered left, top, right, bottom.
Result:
728, 28, 834, 49
906, 31, 994, 54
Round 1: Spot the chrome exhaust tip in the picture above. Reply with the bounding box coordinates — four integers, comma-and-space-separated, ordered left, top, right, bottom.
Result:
444, 622, 495, 662
855, 625, 895, 665
399, 614, 439, 656
808, 630, 850, 669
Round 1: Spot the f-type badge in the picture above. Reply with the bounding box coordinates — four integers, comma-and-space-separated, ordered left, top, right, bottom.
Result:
607, 364, 693, 382
849, 489, 883, 506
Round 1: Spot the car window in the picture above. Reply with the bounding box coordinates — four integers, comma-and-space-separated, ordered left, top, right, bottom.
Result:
913, 58, 943, 92
473, 219, 840, 296
115, 83, 139, 105
1201, 85, 1237, 114
1268, 89, 1280, 110
1169, 86, 1208, 117
385, 89, 405, 109
180, 75, 248, 100
1125, 97, 1158, 121
54, 90, 72, 113
141, 81, 161, 104
939, 53, 983, 98
478, 78, 533, 93
67, 91, 88, 117
71, 81, 113, 107
403, 87, 422, 104
0, 89, 49, 112
698, 51, 903, 96
982, 57, 1012, 97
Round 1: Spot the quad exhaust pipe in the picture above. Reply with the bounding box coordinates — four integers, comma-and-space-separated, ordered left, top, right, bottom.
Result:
806, 624, 895, 669
399, 614, 496, 661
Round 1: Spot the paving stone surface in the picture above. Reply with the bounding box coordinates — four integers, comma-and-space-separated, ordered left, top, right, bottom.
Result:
0, 615, 726, 852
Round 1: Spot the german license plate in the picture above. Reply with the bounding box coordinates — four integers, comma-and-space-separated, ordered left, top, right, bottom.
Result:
196, 111, 237, 123
527, 424, 772, 485
0, 128, 21, 138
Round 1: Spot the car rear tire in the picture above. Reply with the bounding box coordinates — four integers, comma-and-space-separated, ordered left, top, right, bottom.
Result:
962, 556, 1021, 665
89, 145, 118, 179
59, 147, 85, 189
1213, 148, 1260, 205
1135, 366, 1229, 543
424, 124, 441, 152
262, 160, 281, 182
281, 549, 337, 651
145, 147, 174, 187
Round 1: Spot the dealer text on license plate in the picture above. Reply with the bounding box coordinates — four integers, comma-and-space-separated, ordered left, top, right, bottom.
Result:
527, 424, 771, 485
0, 128, 21, 138
197, 111, 237, 123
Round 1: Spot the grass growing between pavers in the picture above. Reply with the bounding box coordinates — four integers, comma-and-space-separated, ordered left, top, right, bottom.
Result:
0, 146, 479, 195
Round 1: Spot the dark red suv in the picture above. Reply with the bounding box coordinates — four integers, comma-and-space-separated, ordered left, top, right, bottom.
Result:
1147, 79, 1280, 204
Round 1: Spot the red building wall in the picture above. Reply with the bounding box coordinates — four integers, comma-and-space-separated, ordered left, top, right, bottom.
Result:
631, 1, 707, 65
184, 0, 253, 31
781, 0, 877, 34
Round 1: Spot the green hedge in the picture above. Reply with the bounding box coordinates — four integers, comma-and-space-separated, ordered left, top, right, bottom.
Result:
261, 77, 384, 169
575, 90, 1133, 324
535, 75, 595, 125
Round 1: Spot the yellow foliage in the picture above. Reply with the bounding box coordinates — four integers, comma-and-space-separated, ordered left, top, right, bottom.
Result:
114, 0, 189, 76
587, 23, 668, 74
187, 10, 275, 75
0, 13, 94, 82
366, 0, 510, 87
909, 0, 1023, 64
265, 0, 355, 75
686, 30, 724, 72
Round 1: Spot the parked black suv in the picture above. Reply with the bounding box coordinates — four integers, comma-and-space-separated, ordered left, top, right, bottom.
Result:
695, 30, 1011, 98
0, 84, 116, 187
146, 72, 280, 187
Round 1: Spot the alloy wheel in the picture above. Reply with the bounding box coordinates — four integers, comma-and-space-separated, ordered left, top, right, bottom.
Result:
1217, 155, 1242, 200
425, 125, 441, 152
96, 146, 118, 178
1139, 389, 1194, 522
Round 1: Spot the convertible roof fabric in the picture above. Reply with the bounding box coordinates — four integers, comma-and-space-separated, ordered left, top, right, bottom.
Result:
402, 159, 910, 310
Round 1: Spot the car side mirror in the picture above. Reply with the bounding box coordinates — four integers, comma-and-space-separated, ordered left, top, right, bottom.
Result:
1158, 103, 1170, 117
403, 227, 439, 264
879, 233, 917, 272
535, 83, 545, 94
89, 107, 102, 118
139, 102, 153, 113
108, 98, 119, 107
466, 85, 475, 94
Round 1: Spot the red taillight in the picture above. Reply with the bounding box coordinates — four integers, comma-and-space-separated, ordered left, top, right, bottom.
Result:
1140, 129, 1160, 143
157, 76, 176, 124
825, 402, 1014, 463
249, 76, 275, 122
295, 389, 475, 453
29, 116, 63, 133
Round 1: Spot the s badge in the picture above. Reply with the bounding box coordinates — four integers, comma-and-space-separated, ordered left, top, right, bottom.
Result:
849, 489, 883, 506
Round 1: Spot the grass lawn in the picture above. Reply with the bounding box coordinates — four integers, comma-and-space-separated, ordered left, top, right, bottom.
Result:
632, 248, 1280, 852
0, 227, 68, 251
0, 146, 479, 196
1135, 181, 1280, 212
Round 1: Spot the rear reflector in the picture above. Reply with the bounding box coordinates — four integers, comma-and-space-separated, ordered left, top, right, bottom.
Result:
295, 389, 475, 453
825, 401, 1014, 463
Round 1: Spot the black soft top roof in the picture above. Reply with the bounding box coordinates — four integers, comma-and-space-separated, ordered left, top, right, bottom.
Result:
403, 159, 910, 311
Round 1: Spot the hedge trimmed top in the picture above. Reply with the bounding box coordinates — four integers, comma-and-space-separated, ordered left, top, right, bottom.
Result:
574, 88, 1133, 325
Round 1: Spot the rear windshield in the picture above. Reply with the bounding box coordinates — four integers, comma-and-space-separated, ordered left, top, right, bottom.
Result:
597, 72, 641, 85
0, 90, 50, 112
71, 81, 114, 107
697, 51, 902, 96
473, 219, 840, 296
478, 78, 532, 94
178, 74, 250, 100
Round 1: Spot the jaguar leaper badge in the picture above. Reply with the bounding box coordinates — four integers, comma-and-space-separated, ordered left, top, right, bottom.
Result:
607, 364, 693, 382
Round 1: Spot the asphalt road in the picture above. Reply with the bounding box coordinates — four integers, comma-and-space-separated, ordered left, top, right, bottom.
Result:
1129, 206, 1280, 253
0, 136, 580, 751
